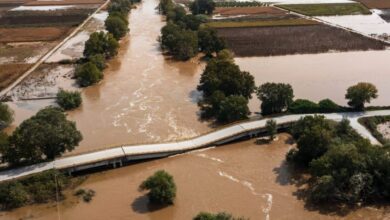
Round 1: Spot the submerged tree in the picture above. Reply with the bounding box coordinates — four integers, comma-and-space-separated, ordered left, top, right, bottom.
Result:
256, 83, 294, 115
0, 102, 13, 129
345, 82, 378, 111
265, 119, 277, 141
75, 62, 103, 87
56, 89, 82, 110
139, 170, 176, 205
2, 107, 82, 165
83, 32, 119, 59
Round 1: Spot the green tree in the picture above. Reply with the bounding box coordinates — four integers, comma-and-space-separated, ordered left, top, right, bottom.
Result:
198, 27, 226, 56
318, 99, 340, 113
266, 119, 277, 141
108, 0, 131, 15
257, 83, 294, 115
2, 107, 82, 165
173, 29, 198, 60
287, 115, 334, 166
288, 99, 318, 114
56, 89, 82, 110
198, 90, 226, 119
88, 53, 106, 71
75, 62, 103, 87
84, 32, 119, 59
216, 95, 250, 123
0, 181, 28, 209
139, 170, 176, 205
198, 57, 255, 99
345, 82, 378, 111
0, 102, 13, 129
105, 14, 129, 40
190, 0, 216, 15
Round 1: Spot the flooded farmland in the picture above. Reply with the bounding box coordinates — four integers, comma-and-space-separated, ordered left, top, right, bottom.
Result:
3, 134, 390, 220
7, 0, 390, 155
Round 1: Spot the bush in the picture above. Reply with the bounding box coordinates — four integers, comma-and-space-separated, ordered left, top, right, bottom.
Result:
88, 53, 106, 71
105, 14, 129, 40
288, 99, 319, 113
56, 89, 82, 110
0, 102, 13, 129
75, 62, 103, 87
139, 170, 176, 205
84, 32, 119, 59
74, 188, 95, 202
190, 0, 216, 15
0, 170, 70, 210
318, 99, 341, 113
216, 95, 250, 123
2, 107, 82, 165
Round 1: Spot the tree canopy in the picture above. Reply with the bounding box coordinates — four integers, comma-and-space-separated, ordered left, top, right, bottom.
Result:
0, 102, 13, 129
190, 0, 216, 15
75, 62, 103, 87
83, 32, 119, 59
256, 83, 294, 115
139, 170, 176, 205
105, 14, 129, 40
56, 89, 82, 110
216, 95, 250, 123
345, 82, 378, 110
2, 107, 82, 165
198, 27, 226, 56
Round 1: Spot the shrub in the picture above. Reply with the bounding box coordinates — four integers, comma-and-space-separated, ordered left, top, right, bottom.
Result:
56, 89, 82, 110
75, 62, 103, 87
105, 14, 129, 40
0, 181, 28, 209
216, 95, 250, 123
289, 99, 319, 113
318, 99, 341, 113
139, 170, 176, 205
88, 53, 106, 71
84, 32, 119, 59
0, 102, 13, 129
266, 119, 277, 141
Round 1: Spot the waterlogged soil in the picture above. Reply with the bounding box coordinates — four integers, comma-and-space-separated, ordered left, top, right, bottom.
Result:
0, 42, 57, 64
3, 134, 390, 220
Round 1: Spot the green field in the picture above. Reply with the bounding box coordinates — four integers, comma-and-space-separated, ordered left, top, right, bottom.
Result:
206, 18, 318, 28
277, 3, 371, 16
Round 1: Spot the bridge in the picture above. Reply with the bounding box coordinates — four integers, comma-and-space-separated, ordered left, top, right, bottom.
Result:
0, 110, 389, 182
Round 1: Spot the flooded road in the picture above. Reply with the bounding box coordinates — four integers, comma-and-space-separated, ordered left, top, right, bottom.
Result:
3, 134, 390, 220
6, 0, 390, 155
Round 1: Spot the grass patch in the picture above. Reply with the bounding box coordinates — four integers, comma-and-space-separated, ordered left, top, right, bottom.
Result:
358, 116, 390, 144
206, 18, 317, 28
277, 3, 371, 16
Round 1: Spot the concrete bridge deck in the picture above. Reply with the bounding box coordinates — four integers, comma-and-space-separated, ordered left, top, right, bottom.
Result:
1, 110, 390, 182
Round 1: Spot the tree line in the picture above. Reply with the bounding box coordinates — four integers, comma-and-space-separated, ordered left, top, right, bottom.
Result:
159, 0, 225, 60
287, 115, 390, 206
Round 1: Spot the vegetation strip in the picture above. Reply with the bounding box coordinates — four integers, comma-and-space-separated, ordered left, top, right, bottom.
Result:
358, 116, 390, 144
206, 18, 318, 28
277, 3, 371, 16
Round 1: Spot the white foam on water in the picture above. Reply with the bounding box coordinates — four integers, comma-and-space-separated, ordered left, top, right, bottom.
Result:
11, 5, 74, 11
197, 153, 224, 163
262, 193, 273, 220
92, 11, 108, 22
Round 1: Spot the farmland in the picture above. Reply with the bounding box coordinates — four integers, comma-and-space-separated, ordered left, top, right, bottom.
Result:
216, 24, 387, 57
277, 3, 371, 16
355, 0, 390, 9
214, 6, 285, 16
0, 27, 74, 42
25, 0, 105, 6
207, 18, 317, 28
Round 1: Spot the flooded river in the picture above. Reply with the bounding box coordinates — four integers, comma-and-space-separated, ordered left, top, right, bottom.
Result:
3, 134, 390, 220
6, 0, 390, 155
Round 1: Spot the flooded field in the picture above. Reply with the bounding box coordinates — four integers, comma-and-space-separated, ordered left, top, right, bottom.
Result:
2, 134, 390, 220
7, 0, 390, 155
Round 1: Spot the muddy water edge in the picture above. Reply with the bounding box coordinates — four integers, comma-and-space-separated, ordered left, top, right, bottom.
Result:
2, 134, 390, 220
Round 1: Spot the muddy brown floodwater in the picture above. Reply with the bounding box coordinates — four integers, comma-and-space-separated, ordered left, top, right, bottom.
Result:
3, 134, 390, 220
6, 0, 390, 155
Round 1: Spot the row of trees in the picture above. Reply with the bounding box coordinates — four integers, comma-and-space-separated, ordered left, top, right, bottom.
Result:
159, 0, 225, 60
75, 0, 135, 87
197, 50, 255, 123
287, 116, 390, 204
